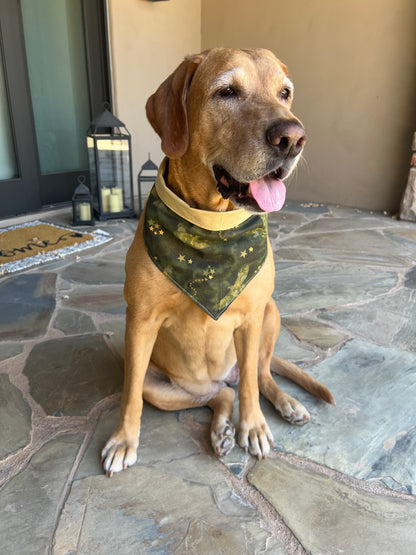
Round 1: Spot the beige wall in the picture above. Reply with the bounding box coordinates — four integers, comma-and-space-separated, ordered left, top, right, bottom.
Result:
202, 0, 416, 211
108, 0, 416, 212
107, 0, 201, 177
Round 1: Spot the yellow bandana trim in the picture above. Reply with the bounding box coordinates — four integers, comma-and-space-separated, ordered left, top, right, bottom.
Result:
154, 159, 253, 231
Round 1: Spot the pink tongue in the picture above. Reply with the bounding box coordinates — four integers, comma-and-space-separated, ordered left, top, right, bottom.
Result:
249, 177, 286, 212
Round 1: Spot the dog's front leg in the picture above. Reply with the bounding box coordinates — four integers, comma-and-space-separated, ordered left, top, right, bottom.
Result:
101, 307, 160, 476
234, 318, 274, 459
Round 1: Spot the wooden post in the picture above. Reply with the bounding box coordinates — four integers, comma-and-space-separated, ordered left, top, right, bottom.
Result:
400, 132, 416, 222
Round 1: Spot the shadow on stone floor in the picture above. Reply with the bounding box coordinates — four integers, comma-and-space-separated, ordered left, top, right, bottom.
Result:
1, 205, 415, 554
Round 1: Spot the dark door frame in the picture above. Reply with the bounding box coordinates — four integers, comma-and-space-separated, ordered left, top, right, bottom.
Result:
0, 0, 111, 218
0, 0, 42, 216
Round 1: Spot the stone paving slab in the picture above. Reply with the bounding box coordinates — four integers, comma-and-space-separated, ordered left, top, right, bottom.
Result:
274, 263, 398, 315
23, 334, 123, 416
61, 258, 125, 284
261, 340, 416, 495
55, 407, 287, 554
0, 343, 24, 362
293, 215, 399, 233
98, 318, 126, 359
277, 227, 416, 267
320, 288, 416, 353
0, 374, 32, 459
55, 464, 286, 554
62, 284, 125, 315
52, 308, 97, 335
282, 316, 349, 350
274, 324, 318, 365
0, 273, 56, 340
0, 434, 84, 555
249, 457, 416, 555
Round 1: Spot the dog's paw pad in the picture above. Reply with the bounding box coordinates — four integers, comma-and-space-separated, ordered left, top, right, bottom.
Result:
282, 412, 311, 426
211, 419, 235, 457
277, 398, 310, 426
101, 437, 138, 476
282, 409, 310, 425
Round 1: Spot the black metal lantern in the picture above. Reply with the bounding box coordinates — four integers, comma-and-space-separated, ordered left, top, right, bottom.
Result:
87, 104, 135, 220
72, 176, 94, 226
138, 155, 158, 214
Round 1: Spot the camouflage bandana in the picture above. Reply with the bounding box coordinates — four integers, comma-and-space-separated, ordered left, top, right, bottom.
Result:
143, 183, 268, 320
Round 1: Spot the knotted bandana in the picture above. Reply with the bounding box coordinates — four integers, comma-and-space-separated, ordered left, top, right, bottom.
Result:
143, 163, 268, 320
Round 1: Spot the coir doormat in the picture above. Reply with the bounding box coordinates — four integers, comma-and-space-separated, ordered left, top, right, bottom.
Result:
0, 220, 112, 276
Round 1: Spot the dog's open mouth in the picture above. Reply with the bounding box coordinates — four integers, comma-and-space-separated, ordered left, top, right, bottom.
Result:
213, 165, 287, 213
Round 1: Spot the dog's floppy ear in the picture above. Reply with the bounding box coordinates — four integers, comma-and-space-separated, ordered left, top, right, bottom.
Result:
146, 55, 204, 159
280, 62, 289, 77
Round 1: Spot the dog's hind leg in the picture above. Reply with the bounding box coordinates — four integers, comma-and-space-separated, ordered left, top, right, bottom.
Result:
258, 298, 312, 425
143, 366, 236, 456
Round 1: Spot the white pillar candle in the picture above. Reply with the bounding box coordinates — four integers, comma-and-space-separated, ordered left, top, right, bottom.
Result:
101, 188, 111, 212
109, 192, 122, 213
79, 202, 91, 221
109, 187, 123, 212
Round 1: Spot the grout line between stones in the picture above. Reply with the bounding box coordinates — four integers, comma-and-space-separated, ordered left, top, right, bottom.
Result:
48, 394, 121, 553
48, 428, 95, 555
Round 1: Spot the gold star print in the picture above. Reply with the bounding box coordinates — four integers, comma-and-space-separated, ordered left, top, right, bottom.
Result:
177, 254, 185, 262
149, 226, 154, 231
249, 247, 254, 252
208, 275, 213, 279
203, 267, 216, 277
188, 259, 193, 264
159, 230, 164, 235
240, 250, 247, 258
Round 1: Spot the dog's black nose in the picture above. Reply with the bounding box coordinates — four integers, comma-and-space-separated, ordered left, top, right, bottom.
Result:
266, 120, 306, 157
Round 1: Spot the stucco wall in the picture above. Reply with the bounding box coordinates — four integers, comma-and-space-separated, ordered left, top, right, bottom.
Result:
108, 0, 416, 212
202, 0, 416, 211
107, 0, 201, 177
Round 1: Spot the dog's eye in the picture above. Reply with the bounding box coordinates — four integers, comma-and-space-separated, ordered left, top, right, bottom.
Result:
217, 86, 237, 98
279, 87, 291, 101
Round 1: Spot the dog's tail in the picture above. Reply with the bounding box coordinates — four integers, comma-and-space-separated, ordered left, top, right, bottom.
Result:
271, 356, 335, 406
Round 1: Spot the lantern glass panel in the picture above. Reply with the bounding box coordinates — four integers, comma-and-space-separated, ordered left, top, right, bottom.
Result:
96, 137, 132, 214
86, 106, 135, 220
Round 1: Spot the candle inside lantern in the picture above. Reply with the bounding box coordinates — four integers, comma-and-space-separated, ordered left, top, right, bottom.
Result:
79, 202, 91, 221
109, 187, 123, 212
101, 187, 111, 212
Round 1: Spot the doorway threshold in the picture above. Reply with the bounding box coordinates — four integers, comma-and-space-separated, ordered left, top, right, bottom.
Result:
0, 204, 72, 229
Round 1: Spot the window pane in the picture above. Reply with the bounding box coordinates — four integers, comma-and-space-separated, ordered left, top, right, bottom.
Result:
0, 41, 18, 180
21, 0, 90, 174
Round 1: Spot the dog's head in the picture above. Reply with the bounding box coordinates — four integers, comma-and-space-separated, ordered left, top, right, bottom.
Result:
146, 48, 305, 213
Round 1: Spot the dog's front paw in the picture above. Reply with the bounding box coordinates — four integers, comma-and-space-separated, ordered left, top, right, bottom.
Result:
276, 395, 310, 425
238, 419, 273, 460
211, 418, 235, 457
101, 434, 138, 477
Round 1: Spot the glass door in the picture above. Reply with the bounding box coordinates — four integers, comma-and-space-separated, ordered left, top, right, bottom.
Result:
0, 0, 110, 218
21, 0, 91, 204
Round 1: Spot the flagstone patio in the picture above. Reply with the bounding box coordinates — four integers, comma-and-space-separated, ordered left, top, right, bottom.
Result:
1, 202, 415, 554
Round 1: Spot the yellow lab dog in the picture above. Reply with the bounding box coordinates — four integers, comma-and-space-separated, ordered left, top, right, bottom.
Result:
102, 48, 334, 476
